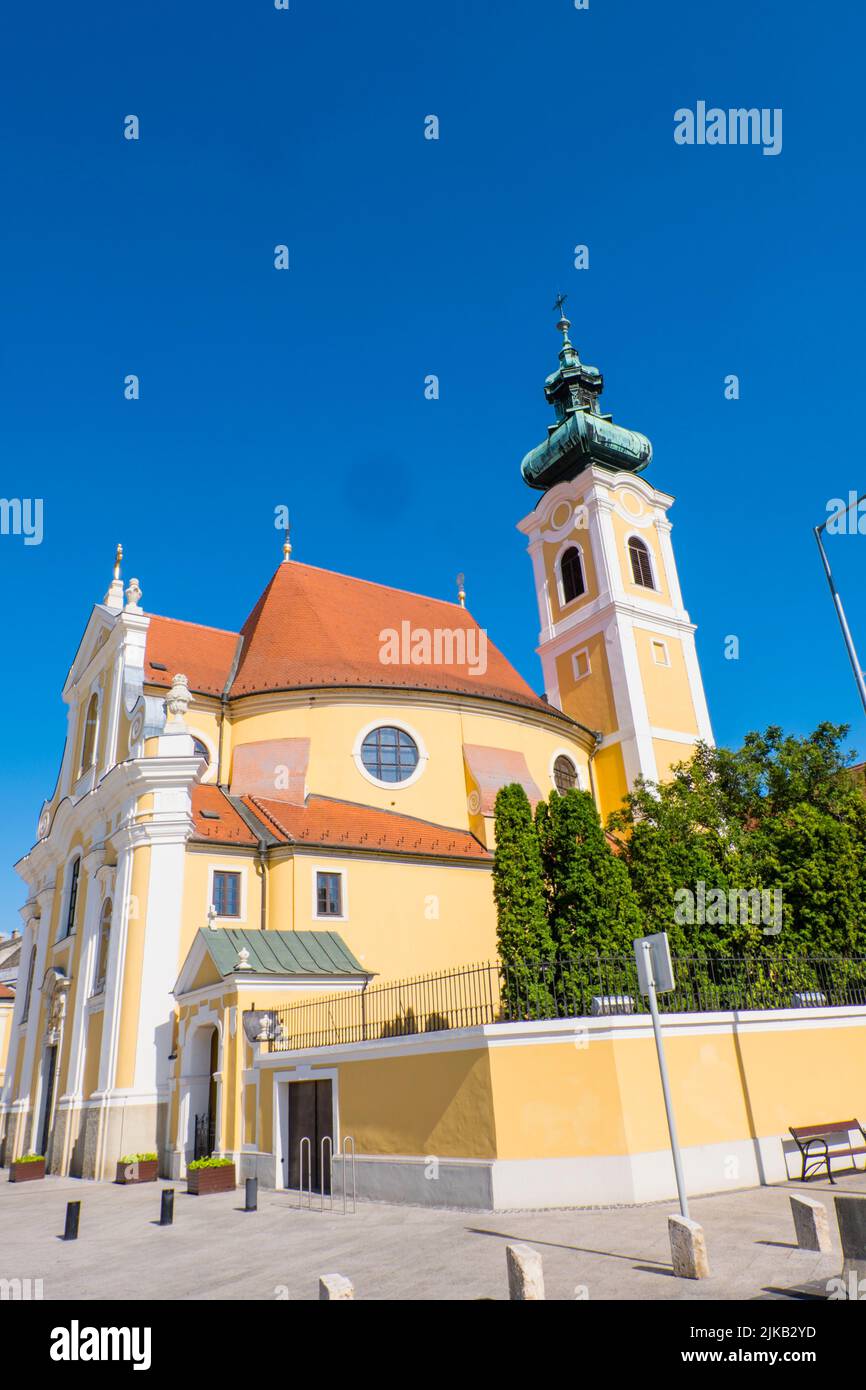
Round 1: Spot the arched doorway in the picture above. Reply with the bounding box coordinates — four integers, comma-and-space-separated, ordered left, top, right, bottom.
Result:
181, 1022, 220, 1165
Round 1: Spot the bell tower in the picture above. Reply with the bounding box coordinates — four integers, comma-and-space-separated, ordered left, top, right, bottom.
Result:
516, 301, 713, 820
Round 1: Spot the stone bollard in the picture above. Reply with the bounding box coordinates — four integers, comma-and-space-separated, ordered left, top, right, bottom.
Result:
506, 1242, 545, 1300
668, 1215, 710, 1279
834, 1196, 866, 1283
790, 1194, 832, 1252
319, 1274, 354, 1301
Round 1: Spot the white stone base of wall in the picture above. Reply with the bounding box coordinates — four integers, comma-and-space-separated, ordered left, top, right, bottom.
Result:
302, 1134, 823, 1211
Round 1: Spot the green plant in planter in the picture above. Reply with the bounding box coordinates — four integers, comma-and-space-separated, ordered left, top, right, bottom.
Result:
120, 1153, 157, 1164
15, 1154, 45, 1163
188, 1157, 234, 1170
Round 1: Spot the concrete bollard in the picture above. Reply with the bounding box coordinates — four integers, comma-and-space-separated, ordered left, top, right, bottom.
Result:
835, 1196, 866, 1282
668, 1215, 710, 1279
319, 1273, 354, 1300
790, 1194, 832, 1252
506, 1242, 545, 1300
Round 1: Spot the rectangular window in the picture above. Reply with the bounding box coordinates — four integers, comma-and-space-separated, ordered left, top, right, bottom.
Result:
572, 647, 591, 681
316, 872, 343, 918
213, 870, 241, 918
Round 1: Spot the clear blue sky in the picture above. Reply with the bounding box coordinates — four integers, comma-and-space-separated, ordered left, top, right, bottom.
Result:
2, 0, 865, 925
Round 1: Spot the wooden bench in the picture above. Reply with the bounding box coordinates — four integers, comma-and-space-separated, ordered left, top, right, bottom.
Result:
789, 1120, 866, 1183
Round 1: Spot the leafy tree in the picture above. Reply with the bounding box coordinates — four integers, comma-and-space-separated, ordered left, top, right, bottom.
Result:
609, 723, 866, 958
539, 789, 641, 956
492, 784, 554, 1012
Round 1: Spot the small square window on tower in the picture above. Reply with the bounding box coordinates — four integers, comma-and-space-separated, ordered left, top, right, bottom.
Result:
572, 647, 591, 681
651, 639, 671, 667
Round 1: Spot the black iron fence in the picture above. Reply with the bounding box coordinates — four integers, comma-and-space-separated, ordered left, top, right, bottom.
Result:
264, 954, 866, 1053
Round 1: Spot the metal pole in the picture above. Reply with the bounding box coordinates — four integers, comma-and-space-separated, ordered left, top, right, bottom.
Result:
814, 522, 866, 716
63, 1201, 80, 1240
159, 1189, 174, 1226
643, 942, 689, 1220
245, 1177, 257, 1211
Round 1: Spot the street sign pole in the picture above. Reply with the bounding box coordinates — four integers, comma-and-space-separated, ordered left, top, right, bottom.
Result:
640, 939, 690, 1220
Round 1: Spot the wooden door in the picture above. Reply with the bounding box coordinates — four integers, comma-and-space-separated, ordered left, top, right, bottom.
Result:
287, 1080, 333, 1193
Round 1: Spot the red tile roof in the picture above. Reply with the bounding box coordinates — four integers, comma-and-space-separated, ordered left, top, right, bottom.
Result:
144, 561, 554, 713
190, 786, 259, 844
230, 562, 550, 710
246, 794, 491, 861
144, 615, 240, 697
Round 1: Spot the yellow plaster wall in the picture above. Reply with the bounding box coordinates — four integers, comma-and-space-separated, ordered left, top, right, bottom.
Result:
556, 633, 619, 736
82, 1010, 104, 1098
610, 511, 670, 606
634, 629, 698, 735
226, 699, 590, 830
328, 1049, 497, 1158
592, 741, 629, 822
180, 848, 262, 966
652, 738, 693, 782
288, 853, 496, 977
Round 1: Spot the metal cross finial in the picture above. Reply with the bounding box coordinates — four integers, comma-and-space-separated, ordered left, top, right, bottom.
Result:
553, 292, 569, 320
282, 514, 292, 563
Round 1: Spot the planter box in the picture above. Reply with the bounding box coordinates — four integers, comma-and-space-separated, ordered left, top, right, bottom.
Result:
116, 1159, 158, 1185
187, 1163, 236, 1196
10, 1159, 46, 1183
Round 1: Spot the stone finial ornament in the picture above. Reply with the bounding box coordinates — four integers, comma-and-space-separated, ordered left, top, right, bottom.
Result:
236, 947, 253, 971
166, 673, 192, 725
124, 577, 143, 611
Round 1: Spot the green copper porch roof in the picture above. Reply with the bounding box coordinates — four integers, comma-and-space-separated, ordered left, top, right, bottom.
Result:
198, 929, 369, 978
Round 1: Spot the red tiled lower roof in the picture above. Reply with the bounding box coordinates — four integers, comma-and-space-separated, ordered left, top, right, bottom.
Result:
190, 786, 260, 844
144, 615, 240, 697
246, 795, 491, 861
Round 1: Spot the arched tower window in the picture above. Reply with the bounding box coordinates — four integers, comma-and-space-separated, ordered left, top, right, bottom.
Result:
80, 693, 99, 774
192, 738, 210, 766
92, 898, 112, 996
628, 536, 655, 589
560, 547, 586, 604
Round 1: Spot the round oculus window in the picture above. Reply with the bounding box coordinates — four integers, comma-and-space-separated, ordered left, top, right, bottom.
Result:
360, 726, 420, 784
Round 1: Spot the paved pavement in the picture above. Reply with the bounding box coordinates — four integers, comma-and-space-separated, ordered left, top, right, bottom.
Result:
2, 1168, 864, 1301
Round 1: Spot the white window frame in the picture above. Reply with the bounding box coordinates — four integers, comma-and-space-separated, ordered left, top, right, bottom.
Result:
352, 718, 428, 791
189, 728, 217, 785
312, 866, 348, 923
571, 646, 592, 682
554, 539, 587, 608
207, 865, 246, 923
625, 532, 657, 591
549, 748, 583, 793
651, 638, 671, 667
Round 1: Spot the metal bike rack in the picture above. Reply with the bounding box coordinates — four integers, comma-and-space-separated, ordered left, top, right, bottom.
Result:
320, 1135, 334, 1212
297, 1135, 312, 1209
341, 1135, 356, 1215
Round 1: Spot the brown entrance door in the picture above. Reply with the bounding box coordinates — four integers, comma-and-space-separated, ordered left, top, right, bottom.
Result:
287, 1080, 333, 1193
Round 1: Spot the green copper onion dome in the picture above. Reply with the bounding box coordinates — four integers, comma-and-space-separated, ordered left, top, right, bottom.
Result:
521, 299, 652, 490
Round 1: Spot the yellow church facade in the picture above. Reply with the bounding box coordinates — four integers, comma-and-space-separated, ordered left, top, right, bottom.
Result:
4, 312, 773, 1208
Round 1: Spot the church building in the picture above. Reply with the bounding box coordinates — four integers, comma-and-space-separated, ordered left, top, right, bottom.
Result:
0, 312, 714, 1206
